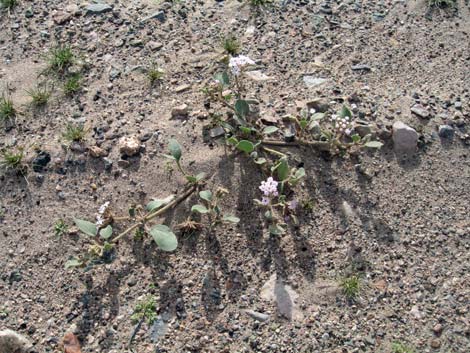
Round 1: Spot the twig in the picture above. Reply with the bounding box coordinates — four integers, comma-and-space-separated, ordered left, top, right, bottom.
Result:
112, 184, 198, 243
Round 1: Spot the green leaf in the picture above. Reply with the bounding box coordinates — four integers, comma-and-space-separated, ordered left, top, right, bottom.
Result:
340, 106, 352, 118
74, 219, 97, 237
226, 136, 238, 145
128, 207, 136, 218
65, 257, 83, 269
214, 72, 230, 86
99, 225, 113, 240
150, 224, 178, 252
186, 172, 206, 184
146, 195, 175, 212
351, 134, 361, 143
294, 167, 306, 179
236, 140, 255, 153
223, 215, 240, 223
240, 126, 252, 135
263, 126, 279, 135
311, 112, 325, 121
235, 99, 249, 118
269, 224, 285, 236
364, 141, 383, 149
191, 204, 209, 213
199, 190, 212, 202
299, 119, 308, 130
168, 139, 182, 162
276, 159, 289, 181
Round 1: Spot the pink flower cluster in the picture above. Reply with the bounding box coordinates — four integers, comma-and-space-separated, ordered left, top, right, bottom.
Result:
229, 55, 255, 76
259, 177, 279, 205
331, 114, 353, 136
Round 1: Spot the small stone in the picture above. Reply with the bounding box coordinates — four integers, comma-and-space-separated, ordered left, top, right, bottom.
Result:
244, 310, 270, 322
174, 84, 191, 93
392, 121, 418, 153
433, 323, 443, 335
103, 158, 113, 171
141, 11, 165, 23
454, 101, 462, 110
306, 98, 329, 113
244, 71, 273, 82
0, 329, 32, 353
209, 126, 225, 138
410, 305, 423, 319
411, 104, 430, 119
148, 41, 163, 51
60, 332, 82, 353
351, 64, 371, 71
53, 11, 72, 25
117, 160, 130, 168
303, 76, 328, 88
86, 3, 112, 14
171, 104, 189, 118
118, 136, 141, 157
32, 151, 51, 172
88, 146, 108, 158
430, 339, 441, 349
438, 125, 454, 139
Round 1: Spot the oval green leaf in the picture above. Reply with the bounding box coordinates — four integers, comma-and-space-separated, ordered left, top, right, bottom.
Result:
223, 215, 240, 223
168, 139, 182, 162
191, 204, 209, 214
263, 126, 279, 135
199, 190, 212, 202
74, 219, 97, 237
150, 224, 178, 252
364, 141, 383, 149
99, 225, 113, 240
236, 140, 254, 153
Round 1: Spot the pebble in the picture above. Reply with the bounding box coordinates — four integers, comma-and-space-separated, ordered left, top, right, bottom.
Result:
438, 125, 454, 139
86, 3, 112, 15
0, 329, 32, 353
118, 136, 141, 157
411, 104, 430, 119
392, 121, 418, 153
303, 76, 328, 88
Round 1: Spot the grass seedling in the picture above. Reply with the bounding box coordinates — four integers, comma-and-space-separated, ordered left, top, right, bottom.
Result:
221, 34, 241, 56
131, 296, 158, 325
340, 275, 361, 299
147, 64, 164, 86
54, 219, 68, 237
26, 85, 52, 107
63, 74, 82, 96
46, 46, 75, 74
0, 94, 16, 122
62, 123, 86, 143
0, 148, 25, 173
392, 342, 415, 353
0, 0, 17, 10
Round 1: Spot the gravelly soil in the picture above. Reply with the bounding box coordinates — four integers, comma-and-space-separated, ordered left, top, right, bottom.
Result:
1, 0, 469, 352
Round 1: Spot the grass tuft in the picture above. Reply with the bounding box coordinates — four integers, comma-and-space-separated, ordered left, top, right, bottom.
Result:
0, 148, 25, 173
63, 123, 86, 142
340, 275, 360, 299
63, 74, 82, 96
147, 64, 164, 86
0, 0, 17, 10
221, 34, 241, 56
392, 342, 415, 353
0, 94, 16, 122
46, 46, 75, 74
54, 219, 68, 237
26, 85, 52, 107
131, 296, 157, 325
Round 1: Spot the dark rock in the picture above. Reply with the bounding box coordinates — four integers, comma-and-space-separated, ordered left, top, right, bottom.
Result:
438, 125, 454, 139
32, 151, 51, 172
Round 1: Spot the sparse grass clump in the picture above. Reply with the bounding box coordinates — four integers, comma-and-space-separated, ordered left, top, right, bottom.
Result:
0, 148, 25, 173
340, 275, 361, 299
63, 74, 82, 96
46, 46, 75, 74
54, 219, 68, 237
0, 0, 17, 10
428, 0, 455, 8
147, 64, 164, 86
392, 342, 415, 353
131, 296, 157, 324
26, 85, 52, 107
63, 123, 86, 142
248, 0, 273, 7
221, 34, 241, 56
0, 94, 16, 122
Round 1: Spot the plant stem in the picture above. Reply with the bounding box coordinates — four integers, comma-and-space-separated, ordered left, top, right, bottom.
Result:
262, 139, 331, 150
112, 184, 198, 243
261, 146, 286, 157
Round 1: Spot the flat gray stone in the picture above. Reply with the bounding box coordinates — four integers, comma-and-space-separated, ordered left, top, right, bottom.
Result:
411, 104, 430, 119
86, 3, 112, 14
303, 76, 328, 88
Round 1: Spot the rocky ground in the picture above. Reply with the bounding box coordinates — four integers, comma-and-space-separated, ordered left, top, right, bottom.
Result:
1, 0, 469, 352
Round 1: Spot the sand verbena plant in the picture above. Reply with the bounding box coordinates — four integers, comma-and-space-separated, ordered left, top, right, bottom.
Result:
0, 93, 16, 122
